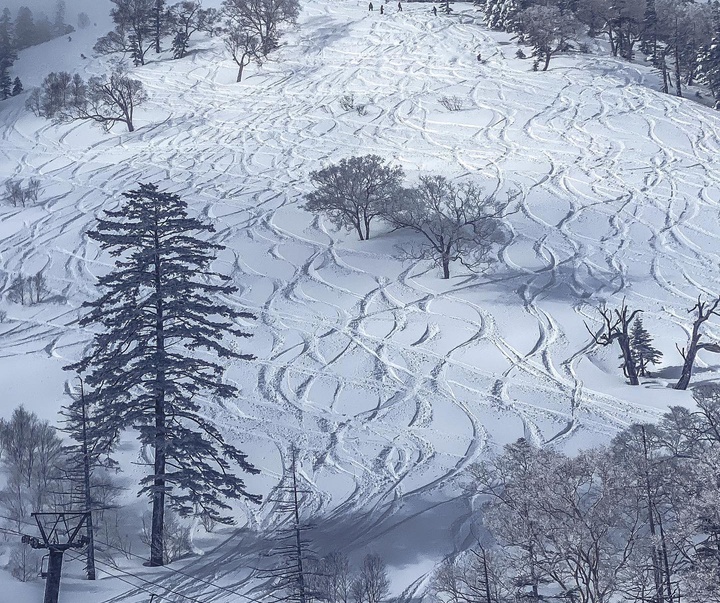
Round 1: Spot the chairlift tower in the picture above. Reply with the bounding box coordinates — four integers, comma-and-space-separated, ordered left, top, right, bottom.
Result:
21, 511, 90, 603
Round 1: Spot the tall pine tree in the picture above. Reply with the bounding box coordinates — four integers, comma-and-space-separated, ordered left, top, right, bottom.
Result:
67, 182, 261, 566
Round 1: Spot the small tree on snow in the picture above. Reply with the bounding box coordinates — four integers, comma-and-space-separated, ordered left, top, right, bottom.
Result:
384, 176, 513, 279
224, 24, 261, 82
66, 182, 261, 566
57, 68, 147, 132
171, 1, 208, 59
586, 301, 642, 385
519, 6, 582, 71
304, 155, 404, 241
630, 317, 662, 377
222, 0, 300, 56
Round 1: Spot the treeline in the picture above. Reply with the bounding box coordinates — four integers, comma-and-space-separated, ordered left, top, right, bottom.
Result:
478, 0, 720, 104
93, 0, 299, 70
442, 384, 720, 603
0, 1, 76, 101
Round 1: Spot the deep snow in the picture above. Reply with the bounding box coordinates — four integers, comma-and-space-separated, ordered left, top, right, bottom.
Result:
0, 0, 719, 600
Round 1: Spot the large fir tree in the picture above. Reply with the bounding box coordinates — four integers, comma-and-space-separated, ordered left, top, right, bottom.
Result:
67, 182, 260, 566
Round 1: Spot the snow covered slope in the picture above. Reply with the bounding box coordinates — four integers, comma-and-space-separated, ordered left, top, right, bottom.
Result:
1, 0, 719, 598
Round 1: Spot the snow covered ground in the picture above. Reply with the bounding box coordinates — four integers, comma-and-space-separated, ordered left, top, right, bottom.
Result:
1, 0, 720, 599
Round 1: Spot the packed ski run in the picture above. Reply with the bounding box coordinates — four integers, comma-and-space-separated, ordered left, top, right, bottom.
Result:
1, 0, 719, 599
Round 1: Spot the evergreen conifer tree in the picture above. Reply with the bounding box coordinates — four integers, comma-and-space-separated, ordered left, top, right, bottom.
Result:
640, 0, 657, 57
153, 0, 167, 53
0, 68, 11, 100
630, 317, 662, 377
67, 182, 261, 566
11, 76, 22, 96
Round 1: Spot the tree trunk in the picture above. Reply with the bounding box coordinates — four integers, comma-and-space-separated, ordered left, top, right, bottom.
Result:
619, 336, 639, 385
150, 225, 166, 567
79, 382, 96, 581
674, 46, 682, 97
155, 0, 163, 54
675, 345, 697, 390
641, 427, 663, 603
236, 64, 244, 83
542, 52, 551, 71
441, 255, 450, 279
660, 55, 669, 94
291, 455, 307, 603
481, 548, 492, 603
608, 27, 617, 56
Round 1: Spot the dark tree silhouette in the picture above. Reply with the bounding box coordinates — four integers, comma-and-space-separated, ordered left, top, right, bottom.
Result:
67, 183, 260, 566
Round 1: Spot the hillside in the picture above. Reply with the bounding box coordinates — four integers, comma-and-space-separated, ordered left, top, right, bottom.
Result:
1, 0, 719, 599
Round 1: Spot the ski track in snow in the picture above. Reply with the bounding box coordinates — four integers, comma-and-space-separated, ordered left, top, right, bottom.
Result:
2, 0, 720, 596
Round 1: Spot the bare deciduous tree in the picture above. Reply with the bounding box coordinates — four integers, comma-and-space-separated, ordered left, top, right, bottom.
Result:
431, 546, 508, 603
224, 24, 261, 82
586, 301, 642, 385
94, 0, 155, 66
312, 552, 352, 603
674, 296, 720, 390
352, 554, 390, 603
384, 176, 513, 279
58, 68, 147, 132
222, 0, 300, 56
304, 155, 404, 241
171, 1, 208, 59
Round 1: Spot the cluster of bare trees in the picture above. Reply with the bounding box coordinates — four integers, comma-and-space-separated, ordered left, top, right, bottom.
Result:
260, 449, 390, 603
4, 178, 39, 207
26, 68, 147, 132
0, 398, 123, 583
6, 271, 50, 306
481, 0, 719, 97
92, 0, 299, 82
0, 407, 63, 581
304, 155, 514, 279
94, 0, 220, 65
449, 388, 720, 603
587, 298, 719, 390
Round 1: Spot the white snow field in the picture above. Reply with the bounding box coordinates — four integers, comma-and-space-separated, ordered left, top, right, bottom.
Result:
2, 0, 720, 599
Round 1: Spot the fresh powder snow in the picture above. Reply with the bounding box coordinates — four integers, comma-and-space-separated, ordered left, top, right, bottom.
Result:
0, 0, 717, 599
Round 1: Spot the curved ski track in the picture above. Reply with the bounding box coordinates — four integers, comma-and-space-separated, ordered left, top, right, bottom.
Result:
1, 1, 719, 597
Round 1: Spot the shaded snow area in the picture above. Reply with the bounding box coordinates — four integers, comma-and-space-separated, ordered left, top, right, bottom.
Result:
1, 0, 719, 599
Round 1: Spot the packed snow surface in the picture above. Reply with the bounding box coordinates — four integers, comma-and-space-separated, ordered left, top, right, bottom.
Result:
1, 0, 720, 599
